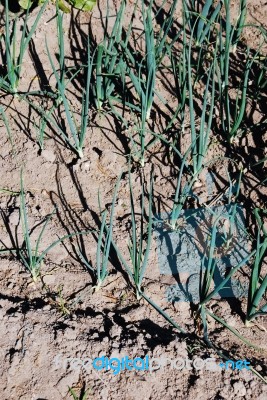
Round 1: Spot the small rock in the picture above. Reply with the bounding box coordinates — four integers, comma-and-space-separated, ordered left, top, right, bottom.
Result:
91, 332, 99, 340
233, 381, 246, 397
15, 338, 23, 351
42, 274, 56, 285
80, 161, 90, 172
8, 210, 20, 226
193, 179, 202, 189
109, 325, 121, 339
42, 149, 56, 163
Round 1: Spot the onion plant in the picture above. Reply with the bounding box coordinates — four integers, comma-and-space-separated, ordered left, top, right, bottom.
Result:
182, 0, 221, 47
125, 2, 157, 167
154, 0, 179, 60
164, 30, 218, 229
17, 170, 88, 281
94, 0, 126, 111
226, 0, 247, 52
168, 28, 187, 141
245, 208, 267, 326
195, 0, 221, 46
187, 25, 217, 175
168, 145, 195, 231
196, 217, 261, 351
219, 38, 260, 143
217, 4, 264, 143
198, 168, 244, 307
79, 173, 122, 291
194, 172, 267, 350
0, 0, 48, 94
184, 0, 246, 49
142, 1, 156, 121
111, 168, 153, 300
45, 10, 93, 158
110, 166, 186, 333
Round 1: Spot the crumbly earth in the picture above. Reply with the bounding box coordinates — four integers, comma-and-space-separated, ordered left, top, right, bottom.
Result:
0, 1, 267, 399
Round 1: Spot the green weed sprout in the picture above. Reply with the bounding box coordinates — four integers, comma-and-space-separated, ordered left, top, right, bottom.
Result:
68, 386, 89, 400
245, 208, 267, 326
19, 0, 96, 13
1, 0, 48, 94
79, 173, 122, 291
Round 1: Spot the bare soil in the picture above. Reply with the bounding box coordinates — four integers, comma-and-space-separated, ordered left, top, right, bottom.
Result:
0, 1, 267, 399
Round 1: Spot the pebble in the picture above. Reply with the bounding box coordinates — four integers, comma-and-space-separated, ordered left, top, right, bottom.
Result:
80, 161, 91, 172
233, 381, 246, 397
42, 274, 56, 285
109, 325, 121, 339
8, 210, 20, 226
42, 149, 56, 163
91, 332, 99, 340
